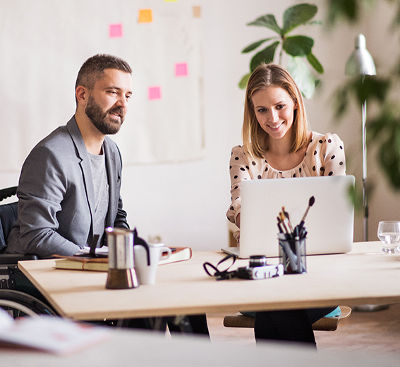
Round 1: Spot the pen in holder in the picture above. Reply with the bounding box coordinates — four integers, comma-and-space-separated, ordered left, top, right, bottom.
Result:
278, 233, 307, 274
276, 197, 314, 275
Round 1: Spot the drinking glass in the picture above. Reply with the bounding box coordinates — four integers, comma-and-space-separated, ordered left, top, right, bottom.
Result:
377, 221, 400, 254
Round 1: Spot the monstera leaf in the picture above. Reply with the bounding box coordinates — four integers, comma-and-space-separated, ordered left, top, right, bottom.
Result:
247, 14, 281, 34
287, 56, 318, 99
282, 3, 318, 34
250, 42, 280, 71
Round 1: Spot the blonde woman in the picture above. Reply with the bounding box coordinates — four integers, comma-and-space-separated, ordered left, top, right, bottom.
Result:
227, 63, 345, 346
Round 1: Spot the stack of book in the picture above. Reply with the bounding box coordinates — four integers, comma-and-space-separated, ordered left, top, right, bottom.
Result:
54, 246, 192, 271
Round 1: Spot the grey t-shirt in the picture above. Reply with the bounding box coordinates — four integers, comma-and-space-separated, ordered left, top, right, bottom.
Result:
88, 151, 109, 246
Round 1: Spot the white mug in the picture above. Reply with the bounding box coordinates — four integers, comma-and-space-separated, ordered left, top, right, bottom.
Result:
134, 244, 171, 285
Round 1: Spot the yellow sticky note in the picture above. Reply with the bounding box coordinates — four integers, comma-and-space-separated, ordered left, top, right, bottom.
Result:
138, 9, 153, 23
192, 6, 201, 18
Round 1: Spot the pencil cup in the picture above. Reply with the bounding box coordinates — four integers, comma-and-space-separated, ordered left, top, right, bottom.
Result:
278, 234, 307, 274
134, 244, 171, 285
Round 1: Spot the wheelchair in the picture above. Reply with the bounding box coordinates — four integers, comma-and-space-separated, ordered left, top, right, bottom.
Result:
0, 186, 206, 334
0, 186, 57, 317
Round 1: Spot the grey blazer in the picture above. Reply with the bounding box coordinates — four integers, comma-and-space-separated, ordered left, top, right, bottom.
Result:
6, 117, 129, 257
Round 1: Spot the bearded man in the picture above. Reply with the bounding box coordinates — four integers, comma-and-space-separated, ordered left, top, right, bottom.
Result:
7, 54, 132, 257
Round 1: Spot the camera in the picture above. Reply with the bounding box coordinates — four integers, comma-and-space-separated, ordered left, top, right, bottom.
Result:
236, 255, 283, 280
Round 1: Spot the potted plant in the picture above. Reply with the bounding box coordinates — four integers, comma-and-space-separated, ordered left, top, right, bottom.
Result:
239, 3, 323, 99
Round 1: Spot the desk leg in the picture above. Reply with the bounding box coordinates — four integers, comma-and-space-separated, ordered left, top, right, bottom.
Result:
116, 317, 167, 331
168, 314, 209, 336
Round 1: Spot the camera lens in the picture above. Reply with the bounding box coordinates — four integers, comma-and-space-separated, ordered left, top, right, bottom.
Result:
249, 255, 267, 267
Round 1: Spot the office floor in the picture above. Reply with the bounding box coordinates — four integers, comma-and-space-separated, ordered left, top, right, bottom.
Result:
207, 303, 400, 353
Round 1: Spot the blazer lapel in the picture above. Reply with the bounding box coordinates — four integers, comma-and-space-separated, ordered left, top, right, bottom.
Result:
103, 138, 117, 227
66, 117, 95, 239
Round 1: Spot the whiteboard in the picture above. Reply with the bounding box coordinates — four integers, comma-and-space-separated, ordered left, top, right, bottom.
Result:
0, 0, 204, 170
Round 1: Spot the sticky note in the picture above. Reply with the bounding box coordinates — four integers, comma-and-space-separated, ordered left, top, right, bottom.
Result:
148, 86, 161, 100
175, 63, 188, 77
109, 24, 123, 38
192, 6, 201, 18
138, 9, 153, 23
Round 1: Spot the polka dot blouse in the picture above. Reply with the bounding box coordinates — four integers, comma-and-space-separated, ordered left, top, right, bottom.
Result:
227, 132, 346, 225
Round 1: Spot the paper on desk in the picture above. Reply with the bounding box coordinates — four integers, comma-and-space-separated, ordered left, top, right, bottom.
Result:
78, 246, 109, 255
0, 309, 110, 355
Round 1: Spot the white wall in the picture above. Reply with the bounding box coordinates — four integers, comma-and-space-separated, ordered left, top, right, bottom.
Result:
364, 1, 400, 240
121, 1, 291, 248
121, 0, 363, 248
1, 0, 398, 247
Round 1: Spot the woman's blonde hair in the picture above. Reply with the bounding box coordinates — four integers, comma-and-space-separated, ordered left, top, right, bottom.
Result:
242, 63, 309, 158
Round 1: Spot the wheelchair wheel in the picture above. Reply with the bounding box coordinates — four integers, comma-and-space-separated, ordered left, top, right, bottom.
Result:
0, 289, 57, 318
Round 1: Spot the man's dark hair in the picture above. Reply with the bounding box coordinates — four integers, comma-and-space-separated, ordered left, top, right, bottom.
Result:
75, 54, 132, 90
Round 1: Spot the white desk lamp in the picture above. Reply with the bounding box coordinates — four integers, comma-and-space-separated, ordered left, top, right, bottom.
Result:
346, 34, 387, 312
345, 34, 376, 242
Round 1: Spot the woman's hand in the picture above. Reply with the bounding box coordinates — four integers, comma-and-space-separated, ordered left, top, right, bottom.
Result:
235, 213, 241, 228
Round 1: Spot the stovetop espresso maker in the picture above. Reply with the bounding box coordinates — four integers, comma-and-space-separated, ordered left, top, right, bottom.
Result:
105, 227, 150, 289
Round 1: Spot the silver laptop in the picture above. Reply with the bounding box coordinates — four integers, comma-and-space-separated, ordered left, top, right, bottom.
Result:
223, 176, 354, 258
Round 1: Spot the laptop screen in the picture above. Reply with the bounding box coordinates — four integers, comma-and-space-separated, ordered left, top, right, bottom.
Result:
238, 175, 354, 258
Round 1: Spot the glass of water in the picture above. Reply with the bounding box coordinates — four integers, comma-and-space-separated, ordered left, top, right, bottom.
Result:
377, 221, 400, 254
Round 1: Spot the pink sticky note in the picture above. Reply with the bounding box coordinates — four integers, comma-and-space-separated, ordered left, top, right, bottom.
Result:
148, 86, 161, 100
175, 62, 188, 77
109, 24, 123, 38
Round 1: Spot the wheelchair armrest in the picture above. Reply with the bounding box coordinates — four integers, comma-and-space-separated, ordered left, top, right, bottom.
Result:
0, 253, 39, 265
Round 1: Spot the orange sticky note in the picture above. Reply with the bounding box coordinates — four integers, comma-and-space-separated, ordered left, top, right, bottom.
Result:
138, 9, 153, 23
192, 6, 201, 18
148, 86, 161, 100
109, 24, 123, 38
175, 63, 188, 77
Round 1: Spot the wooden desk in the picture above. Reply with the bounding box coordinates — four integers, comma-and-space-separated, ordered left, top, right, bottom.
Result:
18, 242, 400, 321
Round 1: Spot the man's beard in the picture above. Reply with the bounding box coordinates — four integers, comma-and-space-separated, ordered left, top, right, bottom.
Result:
85, 96, 124, 135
